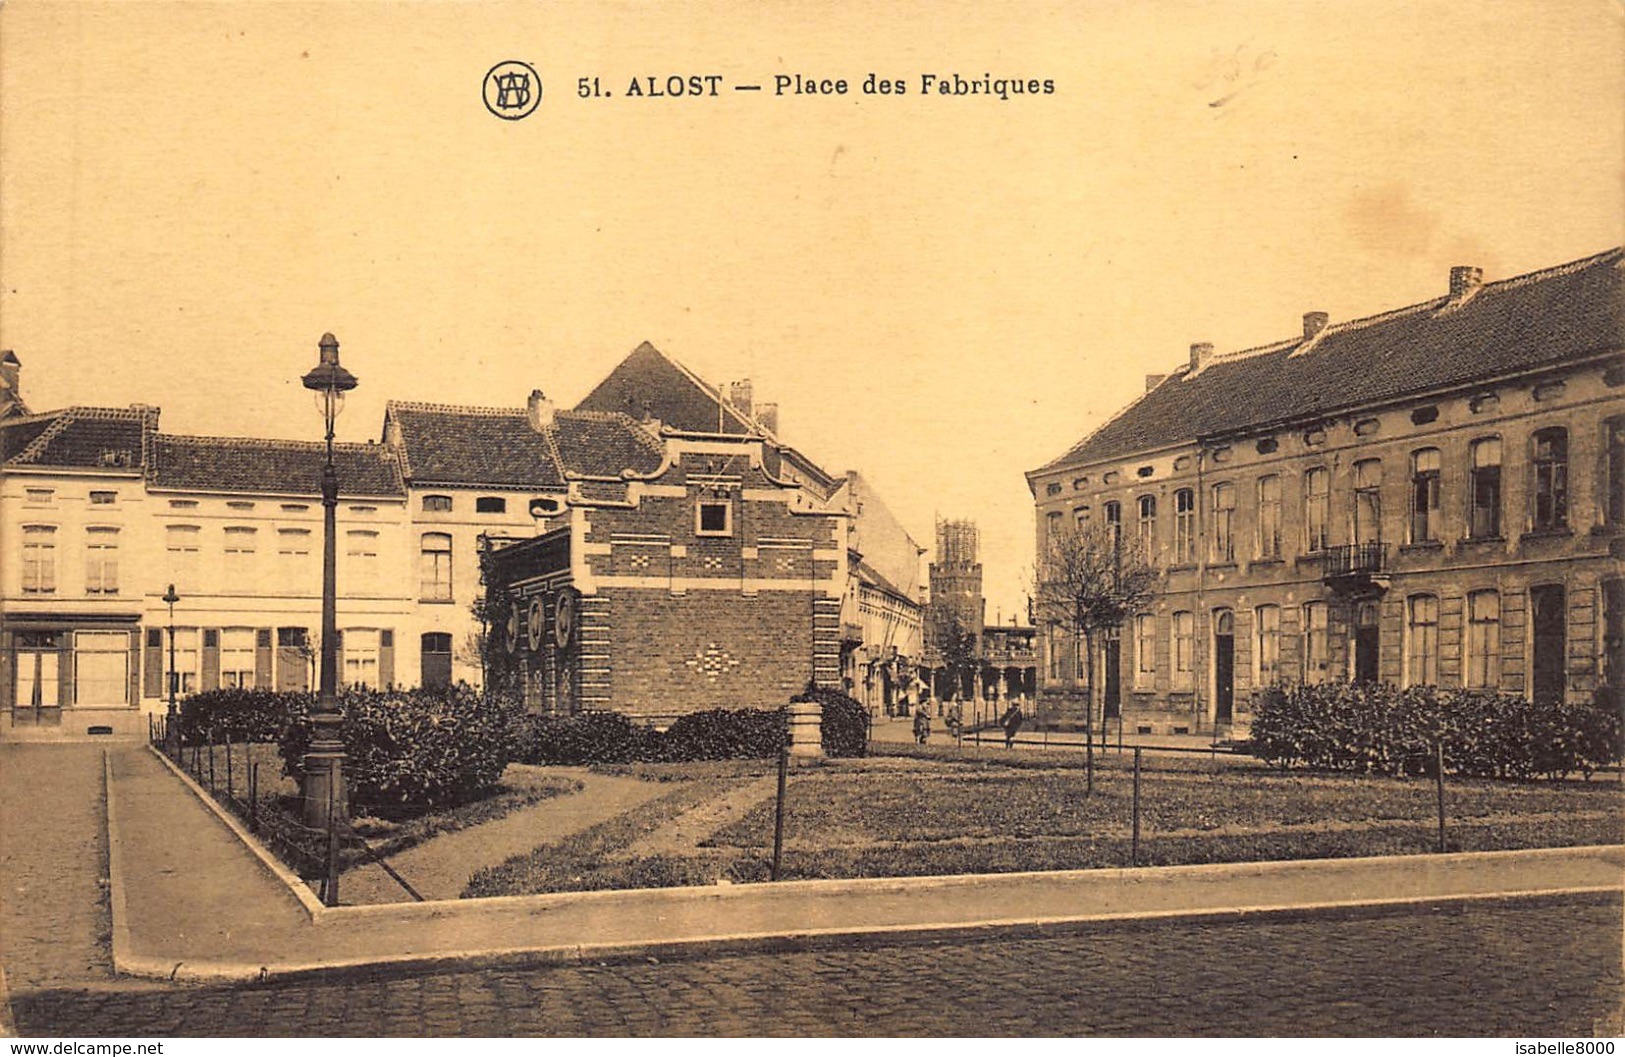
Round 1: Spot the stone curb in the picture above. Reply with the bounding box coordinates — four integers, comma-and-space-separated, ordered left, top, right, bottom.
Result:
116, 885, 1622, 985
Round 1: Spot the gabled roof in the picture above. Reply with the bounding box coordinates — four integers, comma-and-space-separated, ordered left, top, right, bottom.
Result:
574, 341, 841, 493
0, 406, 155, 470
148, 434, 405, 497
1037, 247, 1625, 473
385, 401, 663, 489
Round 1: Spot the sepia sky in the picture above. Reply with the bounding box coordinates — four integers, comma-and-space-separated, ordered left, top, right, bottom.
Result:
2, 0, 1620, 619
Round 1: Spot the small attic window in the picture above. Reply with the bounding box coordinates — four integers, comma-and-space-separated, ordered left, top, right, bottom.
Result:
1354, 418, 1381, 437
1303, 428, 1327, 447
1102, 471, 1121, 484
1072, 477, 1088, 490
348, 504, 378, 515
89, 490, 117, 505
1605, 365, 1625, 388
1410, 405, 1440, 425
1469, 393, 1500, 414
423, 495, 453, 513
25, 488, 54, 506
1531, 381, 1565, 403
281, 503, 309, 513
227, 500, 255, 510
1255, 438, 1279, 455
1045, 483, 1062, 496
1210, 447, 1232, 464
169, 499, 198, 509
696, 500, 732, 536
1173, 456, 1192, 472
1136, 465, 1154, 478
476, 496, 507, 514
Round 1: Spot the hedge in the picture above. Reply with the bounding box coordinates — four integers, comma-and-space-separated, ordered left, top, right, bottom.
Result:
512, 711, 656, 766
279, 685, 522, 808
792, 686, 870, 758
176, 687, 306, 745
1250, 682, 1623, 780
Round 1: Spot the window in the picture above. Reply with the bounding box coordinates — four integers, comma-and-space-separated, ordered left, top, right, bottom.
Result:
168, 628, 200, 696
21, 526, 56, 594
419, 533, 453, 601
475, 496, 507, 514
1531, 427, 1568, 531
1605, 417, 1625, 527
85, 528, 119, 595
223, 527, 257, 583
1172, 611, 1194, 680
276, 529, 312, 593
1410, 448, 1441, 543
1134, 614, 1155, 686
1304, 467, 1330, 552
346, 530, 379, 593
1465, 590, 1501, 689
1255, 605, 1280, 684
74, 631, 129, 706
344, 629, 380, 688
1352, 460, 1382, 545
1045, 511, 1063, 543
169, 499, 199, 510
1136, 496, 1157, 559
1103, 501, 1122, 549
1046, 625, 1062, 680
1256, 475, 1281, 559
348, 504, 377, 515
422, 495, 453, 513
421, 632, 453, 690
24, 488, 53, 507
166, 525, 201, 592
1406, 595, 1440, 687
697, 500, 732, 536
89, 490, 116, 505
1303, 601, 1329, 684
1073, 506, 1089, 528
280, 503, 308, 513
1210, 483, 1235, 563
221, 628, 256, 688
1174, 489, 1196, 564
1469, 437, 1502, 538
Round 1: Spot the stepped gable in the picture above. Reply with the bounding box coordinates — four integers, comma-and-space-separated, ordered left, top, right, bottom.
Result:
148, 434, 404, 496
1039, 247, 1625, 471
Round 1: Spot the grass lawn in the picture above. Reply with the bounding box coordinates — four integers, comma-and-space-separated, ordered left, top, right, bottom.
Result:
466, 748, 1624, 898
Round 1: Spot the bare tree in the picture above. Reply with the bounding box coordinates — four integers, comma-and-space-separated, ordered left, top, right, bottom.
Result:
925, 598, 979, 702
1032, 520, 1158, 787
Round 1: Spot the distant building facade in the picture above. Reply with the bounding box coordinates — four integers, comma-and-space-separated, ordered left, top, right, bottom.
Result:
920, 518, 1037, 707
1028, 249, 1625, 736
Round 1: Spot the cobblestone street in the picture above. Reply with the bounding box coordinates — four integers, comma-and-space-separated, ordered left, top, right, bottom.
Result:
11, 894, 1620, 1037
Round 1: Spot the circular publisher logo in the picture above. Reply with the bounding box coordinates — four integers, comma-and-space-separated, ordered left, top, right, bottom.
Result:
483, 60, 541, 120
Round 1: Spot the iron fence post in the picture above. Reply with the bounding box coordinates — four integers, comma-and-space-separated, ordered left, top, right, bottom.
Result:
1435, 737, 1447, 853
771, 743, 789, 881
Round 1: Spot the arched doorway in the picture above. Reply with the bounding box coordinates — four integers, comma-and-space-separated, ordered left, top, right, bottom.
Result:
1213, 609, 1235, 725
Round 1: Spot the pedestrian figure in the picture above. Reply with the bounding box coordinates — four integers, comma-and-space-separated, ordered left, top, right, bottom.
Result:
945, 699, 964, 740
913, 703, 932, 745
1001, 701, 1024, 749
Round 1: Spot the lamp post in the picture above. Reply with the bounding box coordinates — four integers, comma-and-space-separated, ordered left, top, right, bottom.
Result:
300, 333, 357, 834
162, 583, 179, 755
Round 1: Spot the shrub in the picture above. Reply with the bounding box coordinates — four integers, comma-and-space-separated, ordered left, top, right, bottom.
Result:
792, 685, 870, 758
513, 710, 654, 766
1250, 681, 1623, 780
280, 685, 520, 808
177, 688, 307, 745
659, 708, 788, 761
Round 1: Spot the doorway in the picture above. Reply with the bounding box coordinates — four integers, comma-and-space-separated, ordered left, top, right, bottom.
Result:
1353, 602, 1380, 684
13, 631, 62, 725
1213, 610, 1235, 725
1103, 638, 1121, 719
1530, 584, 1567, 703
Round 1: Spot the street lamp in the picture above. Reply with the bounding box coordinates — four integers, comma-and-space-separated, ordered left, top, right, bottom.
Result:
300, 333, 357, 837
162, 583, 179, 755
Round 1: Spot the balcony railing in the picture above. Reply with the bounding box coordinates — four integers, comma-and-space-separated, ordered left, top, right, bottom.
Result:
1321, 542, 1389, 589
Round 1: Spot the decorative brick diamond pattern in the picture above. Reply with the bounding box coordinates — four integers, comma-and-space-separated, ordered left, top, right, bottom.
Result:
684, 642, 742, 683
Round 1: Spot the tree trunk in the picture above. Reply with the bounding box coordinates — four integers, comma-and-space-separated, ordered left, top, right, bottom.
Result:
1082, 625, 1094, 794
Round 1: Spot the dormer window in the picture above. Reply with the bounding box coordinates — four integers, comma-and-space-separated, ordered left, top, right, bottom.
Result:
696, 500, 732, 536
475, 496, 507, 514
423, 495, 453, 513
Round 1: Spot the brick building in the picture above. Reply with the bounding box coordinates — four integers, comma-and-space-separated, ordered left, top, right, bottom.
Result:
1027, 248, 1625, 736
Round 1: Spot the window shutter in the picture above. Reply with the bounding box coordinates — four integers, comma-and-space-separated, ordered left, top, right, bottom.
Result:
255, 629, 273, 688
143, 629, 163, 698
128, 629, 141, 705
379, 629, 395, 688
201, 628, 220, 692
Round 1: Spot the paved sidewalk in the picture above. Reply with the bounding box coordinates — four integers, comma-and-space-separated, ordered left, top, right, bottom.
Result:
343, 768, 666, 904
104, 744, 1624, 983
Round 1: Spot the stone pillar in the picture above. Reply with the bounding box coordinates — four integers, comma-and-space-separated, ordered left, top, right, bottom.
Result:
789, 698, 823, 758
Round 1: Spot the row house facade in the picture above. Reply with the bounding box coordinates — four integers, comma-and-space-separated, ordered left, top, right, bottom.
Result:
2, 339, 917, 737
1028, 248, 1625, 736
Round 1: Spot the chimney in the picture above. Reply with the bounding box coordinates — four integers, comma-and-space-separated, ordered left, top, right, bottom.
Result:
1302, 311, 1329, 340
1189, 342, 1215, 373
0, 351, 18, 397
1144, 374, 1167, 392
727, 379, 754, 418
526, 389, 555, 432
1449, 266, 1483, 299
756, 401, 779, 434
